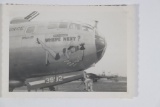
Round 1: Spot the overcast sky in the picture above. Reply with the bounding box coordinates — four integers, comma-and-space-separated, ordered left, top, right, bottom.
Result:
9, 5, 127, 76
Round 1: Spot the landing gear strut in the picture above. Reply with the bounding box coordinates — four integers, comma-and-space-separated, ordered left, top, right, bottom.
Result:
49, 86, 56, 91
9, 88, 14, 92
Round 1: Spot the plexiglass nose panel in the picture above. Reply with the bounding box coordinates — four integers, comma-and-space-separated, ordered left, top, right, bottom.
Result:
95, 35, 106, 61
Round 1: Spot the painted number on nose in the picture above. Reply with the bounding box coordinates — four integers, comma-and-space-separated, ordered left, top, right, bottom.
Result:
45, 76, 63, 83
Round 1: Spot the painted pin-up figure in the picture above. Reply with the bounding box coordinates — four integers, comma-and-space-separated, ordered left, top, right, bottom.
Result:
37, 38, 85, 66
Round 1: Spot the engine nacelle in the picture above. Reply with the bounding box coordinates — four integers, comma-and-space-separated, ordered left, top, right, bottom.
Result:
9, 80, 24, 89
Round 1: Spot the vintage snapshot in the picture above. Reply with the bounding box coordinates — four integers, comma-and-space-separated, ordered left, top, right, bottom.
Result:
1, 5, 137, 98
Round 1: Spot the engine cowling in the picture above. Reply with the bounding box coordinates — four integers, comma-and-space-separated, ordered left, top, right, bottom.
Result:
9, 80, 24, 90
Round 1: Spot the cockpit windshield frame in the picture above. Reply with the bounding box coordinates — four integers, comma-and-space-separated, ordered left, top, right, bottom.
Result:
81, 25, 93, 32
59, 22, 69, 29
47, 22, 94, 32
48, 23, 58, 29
69, 23, 81, 30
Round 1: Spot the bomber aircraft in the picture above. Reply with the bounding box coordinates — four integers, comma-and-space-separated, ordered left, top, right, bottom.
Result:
86, 72, 119, 82
9, 11, 106, 92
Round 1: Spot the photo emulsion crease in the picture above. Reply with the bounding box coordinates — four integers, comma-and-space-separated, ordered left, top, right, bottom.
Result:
0, 5, 137, 98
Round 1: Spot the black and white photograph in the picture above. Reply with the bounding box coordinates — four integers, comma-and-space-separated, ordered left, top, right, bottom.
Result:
1, 5, 136, 98
1, 0, 160, 107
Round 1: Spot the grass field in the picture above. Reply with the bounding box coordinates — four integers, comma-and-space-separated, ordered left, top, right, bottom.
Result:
13, 77, 127, 92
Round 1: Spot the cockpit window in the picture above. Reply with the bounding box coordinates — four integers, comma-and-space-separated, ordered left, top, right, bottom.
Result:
26, 26, 35, 33
82, 26, 93, 32
69, 23, 80, 30
59, 22, 68, 28
48, 23, 58, 29
76, 24, 81, 30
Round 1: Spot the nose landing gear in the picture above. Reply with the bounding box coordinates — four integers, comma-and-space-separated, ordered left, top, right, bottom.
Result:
49, 86, 56, 91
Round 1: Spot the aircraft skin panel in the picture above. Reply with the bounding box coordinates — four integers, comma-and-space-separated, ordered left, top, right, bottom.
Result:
9, 47, 97, 80
9, 23, 98, 81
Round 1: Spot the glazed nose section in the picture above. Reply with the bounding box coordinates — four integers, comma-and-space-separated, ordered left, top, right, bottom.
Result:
95, 35, 106, 61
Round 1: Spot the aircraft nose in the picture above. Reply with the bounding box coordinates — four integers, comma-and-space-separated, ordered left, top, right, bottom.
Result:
95, 34, 106, 61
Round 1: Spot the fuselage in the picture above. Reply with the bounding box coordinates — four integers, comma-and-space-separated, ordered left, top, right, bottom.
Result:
9, 21, 106, 81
